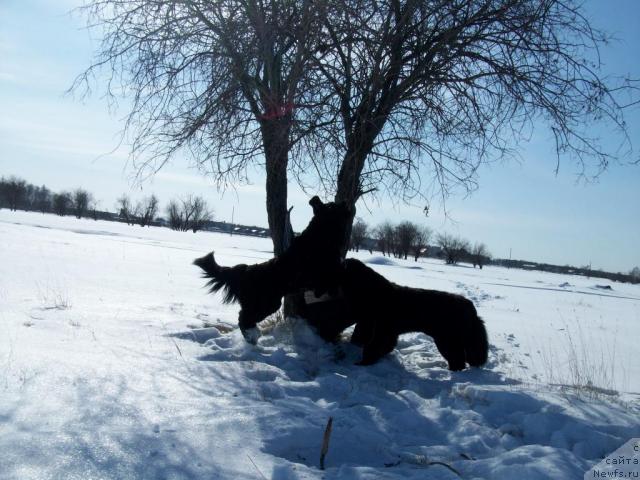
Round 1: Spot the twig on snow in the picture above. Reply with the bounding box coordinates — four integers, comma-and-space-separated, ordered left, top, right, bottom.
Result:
320, 416, 333, 470
246, 454, 268, 480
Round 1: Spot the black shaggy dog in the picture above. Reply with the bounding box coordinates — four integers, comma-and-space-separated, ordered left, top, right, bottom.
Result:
193, 196, 351, 344
303, 259, 489, 371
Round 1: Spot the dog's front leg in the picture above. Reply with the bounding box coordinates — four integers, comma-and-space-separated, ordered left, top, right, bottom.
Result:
357, 344, 389, 366
312, 264, 342, 298
357, 324, 397, 366
238, 310, 260, 345
350, 321, 374, 347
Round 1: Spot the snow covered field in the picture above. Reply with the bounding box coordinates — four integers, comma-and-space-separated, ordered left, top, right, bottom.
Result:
1, 209, 639, 479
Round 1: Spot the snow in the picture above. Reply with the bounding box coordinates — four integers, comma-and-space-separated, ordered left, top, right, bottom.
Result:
1, 209, 639, 480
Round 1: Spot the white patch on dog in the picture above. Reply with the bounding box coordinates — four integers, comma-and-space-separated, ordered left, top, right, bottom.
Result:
304, 290, 332, 304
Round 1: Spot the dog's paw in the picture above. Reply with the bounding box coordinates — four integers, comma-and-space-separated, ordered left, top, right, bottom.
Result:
447, 361, 466, 372
241, 327, 260, 345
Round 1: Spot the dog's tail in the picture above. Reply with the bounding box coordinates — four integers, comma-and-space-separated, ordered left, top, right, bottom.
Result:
465, 314, 489, 367
193, 252, 239, 304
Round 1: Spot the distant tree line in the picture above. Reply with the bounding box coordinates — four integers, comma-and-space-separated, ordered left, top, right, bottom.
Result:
495, 259, 640, 284
166, 195, 213, 233
351, 218, 491, 268
351, 218, 640, 283
369, 221, 433, 262
0, 176, 100, 219
116, 194, 160, 227
0, 175, 213, 232
115, 193, 213, 232
3, 175, 637, 283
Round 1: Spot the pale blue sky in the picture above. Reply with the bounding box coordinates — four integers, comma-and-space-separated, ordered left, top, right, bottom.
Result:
1, 0, 639, 272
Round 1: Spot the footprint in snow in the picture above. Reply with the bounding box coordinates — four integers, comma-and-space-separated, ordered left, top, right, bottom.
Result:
208, 336, 234, 349
245, 369, 279, 382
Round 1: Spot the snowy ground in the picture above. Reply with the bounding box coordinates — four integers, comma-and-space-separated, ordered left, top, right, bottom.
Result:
1, 209, 639, 480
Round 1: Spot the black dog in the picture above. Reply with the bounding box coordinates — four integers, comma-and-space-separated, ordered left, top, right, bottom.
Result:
193, 196, 351, 343
302, 259, 488, 371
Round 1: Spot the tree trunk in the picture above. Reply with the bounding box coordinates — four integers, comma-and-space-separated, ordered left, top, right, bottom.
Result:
261, 116, 302, 317
334, 145, 367, 258
262, 117, 292, 257
335, 121, 383, 258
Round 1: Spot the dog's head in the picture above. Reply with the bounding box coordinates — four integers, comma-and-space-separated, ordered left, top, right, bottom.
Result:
278, 195, 352, 294
309, 195, 324, 214
301, 196, 353, 258
308, 196, 352, 226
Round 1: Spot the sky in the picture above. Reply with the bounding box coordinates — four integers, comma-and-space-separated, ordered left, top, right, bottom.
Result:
1, 0, 639, 273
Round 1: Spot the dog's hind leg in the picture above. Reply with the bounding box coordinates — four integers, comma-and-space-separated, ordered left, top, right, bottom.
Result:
433, 336, 466, 371
464, 317, 489, 367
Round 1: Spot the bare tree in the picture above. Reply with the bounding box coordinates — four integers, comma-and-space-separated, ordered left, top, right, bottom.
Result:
412, 226, 432, 262
1, 177, 27, 211
313, 0, 637, 236
75, 0, 637, 264
189, 196, 214, 233
166, 200, 183, 231
1, 178, 51, 213
73, 188, 93, 219
134, 195, 159, 227
395, 221, 419, 260
74, 0, 328, 257
116, 194, 134, 225
52, 192, 72, 216
630, 267, 640, 280
34, 186, 52, 214
470, 242, 491, 269
23, 184, 37, 211
374, 221, 396, 257
166, 195, 213, 232
373, 224, 387, 256
350, 218, 368, 252
89, 197, 100, 220
437, 233, 470, 265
